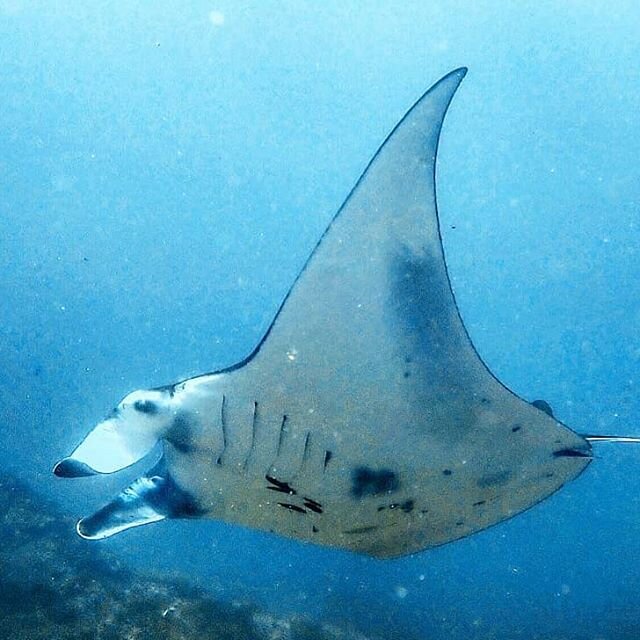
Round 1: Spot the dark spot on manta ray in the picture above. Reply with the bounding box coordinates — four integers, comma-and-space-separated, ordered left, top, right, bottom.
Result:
531, 399, 554, 418
480, 397, 491, 405
323, 450, 333, 469
133, 399, 159, 415
168, 414, 194, 453
472, 500, 486, 507
278, 503, 306, 514
351, 467, 400, 498
390, 249, 465, 361
476, 470, 512, 488
553, 448, 591, 458
312, 526, 319, 533
511, 424, 522, 433
442, 469, 453, 476
544, 471, 555, 478
343, 525, 379, 535
400, 499, 414, 513
403, 371, 411, 378
455, 521, 464, 527
266, 475, 296, 495
389, 499, 415, 513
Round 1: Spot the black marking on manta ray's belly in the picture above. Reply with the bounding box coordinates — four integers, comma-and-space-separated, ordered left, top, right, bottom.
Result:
343, 525, 379, 535
134, 399, 159, 415
278, 502, 307, 514
400, 499, 414, 513
442, 469, 453, 476
266, 475, 296, 495
477, 470, 512, 488
351, 467, 400, 498
312, 525, 319, 533
511, 424, 522, 433
553, 448, 591, 458
323, 450, 333, 470
303, 497, 323, 514
168, 414, 195, 453
472, 500, 486, 507
387, 499, 415, 513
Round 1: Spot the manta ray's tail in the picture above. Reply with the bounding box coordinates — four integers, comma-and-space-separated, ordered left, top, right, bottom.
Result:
584, 435, 640, 444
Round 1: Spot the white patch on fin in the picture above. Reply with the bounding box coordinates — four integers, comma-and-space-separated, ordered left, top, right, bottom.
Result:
54, 389, 174, 475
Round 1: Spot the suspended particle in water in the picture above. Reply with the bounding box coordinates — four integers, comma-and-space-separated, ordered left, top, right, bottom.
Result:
209, 10, 225, 27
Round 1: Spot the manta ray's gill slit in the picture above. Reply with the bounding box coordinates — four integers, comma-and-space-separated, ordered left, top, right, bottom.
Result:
322, 450, 333, 471
216, 394, 228, 466
291, 431, 312, 479
241, 400, 259, 473
275, 415, 288, 459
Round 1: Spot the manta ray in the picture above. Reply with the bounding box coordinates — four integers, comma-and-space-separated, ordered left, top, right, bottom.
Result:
53, 68, 636, 558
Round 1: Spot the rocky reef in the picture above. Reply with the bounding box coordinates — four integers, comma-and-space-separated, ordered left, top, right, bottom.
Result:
0, 475, 373, 640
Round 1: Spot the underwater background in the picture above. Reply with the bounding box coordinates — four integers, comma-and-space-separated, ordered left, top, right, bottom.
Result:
1, 2, 639, 638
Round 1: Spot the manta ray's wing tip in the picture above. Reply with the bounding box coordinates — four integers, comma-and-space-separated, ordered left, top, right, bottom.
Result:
53, 457, 99, 478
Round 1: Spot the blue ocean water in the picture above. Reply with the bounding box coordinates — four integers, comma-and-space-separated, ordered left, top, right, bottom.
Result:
1, 2, 639, 638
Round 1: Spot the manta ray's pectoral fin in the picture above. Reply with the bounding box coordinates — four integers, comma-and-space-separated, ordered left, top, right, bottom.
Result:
77, 460, 202, 540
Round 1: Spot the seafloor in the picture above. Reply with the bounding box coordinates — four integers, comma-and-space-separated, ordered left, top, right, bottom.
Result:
0, 475, 374, 640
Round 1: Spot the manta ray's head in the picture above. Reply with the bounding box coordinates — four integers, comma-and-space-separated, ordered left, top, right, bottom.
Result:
53, 387, 176, 477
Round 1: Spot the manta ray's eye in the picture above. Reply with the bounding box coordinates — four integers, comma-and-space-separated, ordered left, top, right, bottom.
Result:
133, 399, 159, 415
